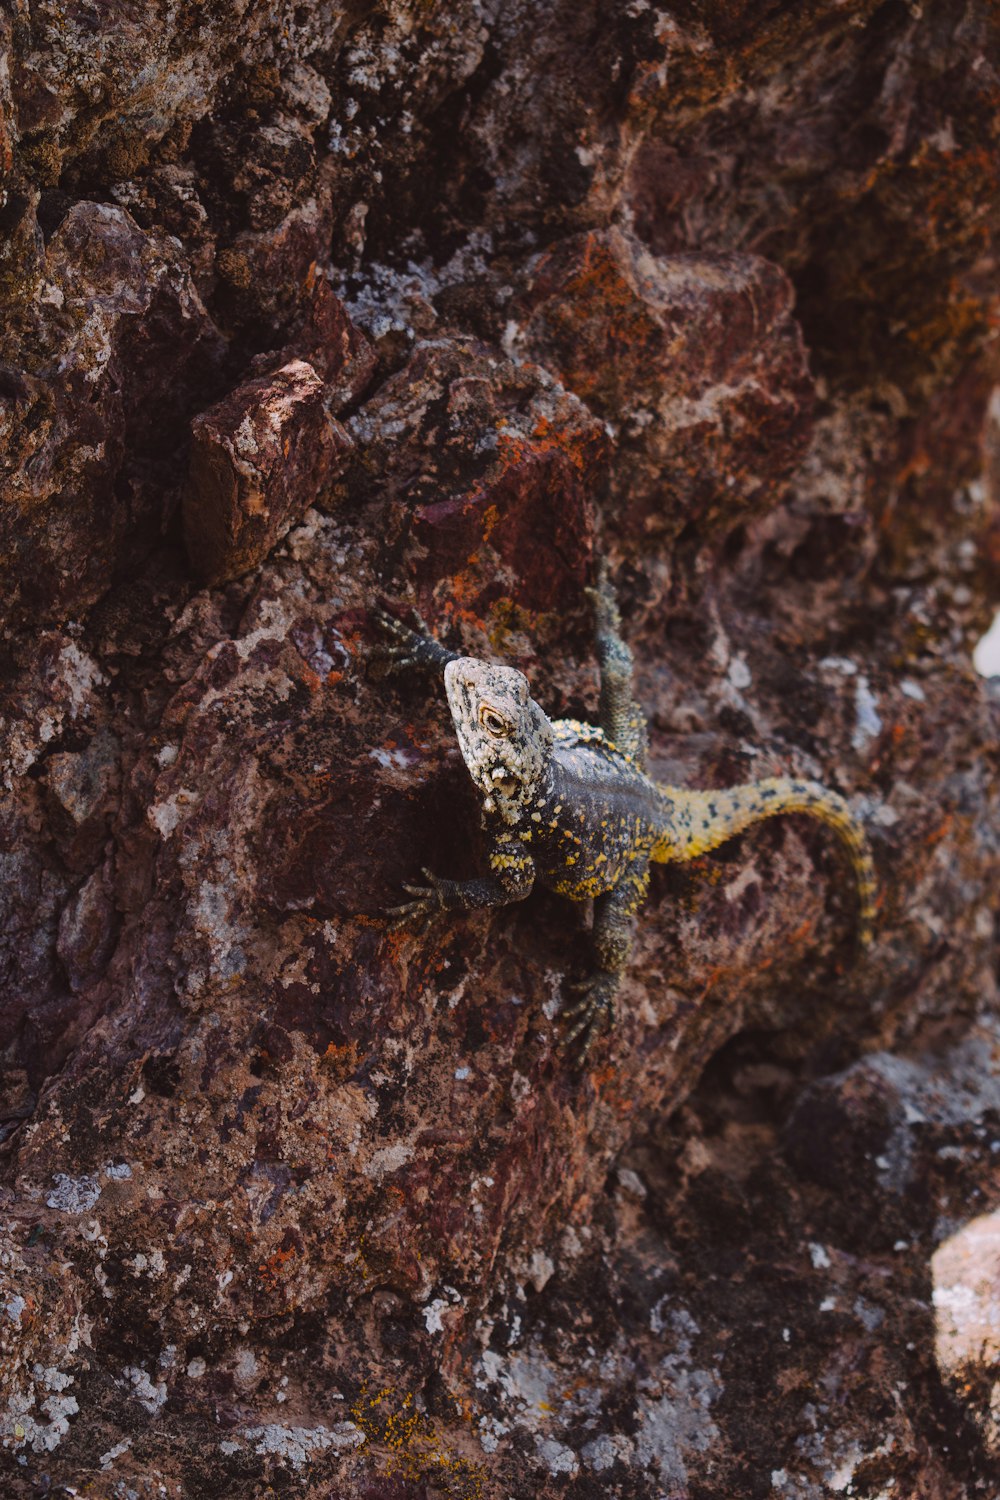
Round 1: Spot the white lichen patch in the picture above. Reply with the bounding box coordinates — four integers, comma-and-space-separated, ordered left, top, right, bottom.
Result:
192, 874, 249, 980
423, 1298, 449, 1335
535, 1434, 579, 1476
526, 1250, 556, 1293
5, 1295, 27, 1326
2, 638, 107, 784
477, 1413, 510, 1453
147, 786, 198, 838
581, 1432, 634, 1471
100, 1436, 133, 1469
126, 1248, 166, 1279
120, 1365, 167, 1414
240, 1421, 364, 1469
423, 1286, 462, 1335
46, 1173, 102, 1214
788, 1428, 898, 1496
232, 602, 293, 660
363, 1142, 415, 1180
476, 1346, 558, 1420
727, 654, 752, 689
634, 1365, 722, 1487
2, 1367, 79, 1454
56, 641, 106, 714
368, 743, 421, 770
852, 675, 882, 753
931, 1206, 1000, 1452
819, 656, 859, 676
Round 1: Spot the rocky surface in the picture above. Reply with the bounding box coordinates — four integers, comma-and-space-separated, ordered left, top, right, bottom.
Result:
1, 1, 1000, 1495
183, 357, 353, 583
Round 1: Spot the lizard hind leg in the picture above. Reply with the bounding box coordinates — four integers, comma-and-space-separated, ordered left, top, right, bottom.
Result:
561, 864, 650, 1064
587, 559, 649, 770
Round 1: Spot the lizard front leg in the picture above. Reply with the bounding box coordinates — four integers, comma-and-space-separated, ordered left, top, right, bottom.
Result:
371, 606, 463, 676
387, 841, 535, 934
561, 863, 650, 1062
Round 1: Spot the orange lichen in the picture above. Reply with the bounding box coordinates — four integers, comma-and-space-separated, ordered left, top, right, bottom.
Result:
924, 813, 955, 849
321, 1039, 362, 1080
258, 1242, 298, 1290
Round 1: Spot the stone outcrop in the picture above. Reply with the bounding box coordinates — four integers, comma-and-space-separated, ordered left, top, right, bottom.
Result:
183, 358, 353, 583
0, 2, 999, 1495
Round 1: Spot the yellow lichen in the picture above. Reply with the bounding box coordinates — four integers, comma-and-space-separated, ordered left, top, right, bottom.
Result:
350, 1384, 487, 1500
216, 248, 253, 290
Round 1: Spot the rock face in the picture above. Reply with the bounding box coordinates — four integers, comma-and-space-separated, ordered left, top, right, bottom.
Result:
1, 3, 999, 1496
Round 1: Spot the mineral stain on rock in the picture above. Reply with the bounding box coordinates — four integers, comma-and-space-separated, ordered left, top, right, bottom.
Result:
1, 1, 999, 1496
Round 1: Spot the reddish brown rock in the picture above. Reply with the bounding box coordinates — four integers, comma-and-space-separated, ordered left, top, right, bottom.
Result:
214, 179, 335, 328
0, 201, 224, 635
0, 1, 999, 1496
183, 359, 352, 582
348, 339, 608, 621
516, 227, 815, 540
249, 273, 377, 411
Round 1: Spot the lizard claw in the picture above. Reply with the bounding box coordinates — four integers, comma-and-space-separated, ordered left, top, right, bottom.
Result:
558, 972, 617, 1064
385, 868, 447, 934
370, 606, 456, 676
370, 607, 427, 676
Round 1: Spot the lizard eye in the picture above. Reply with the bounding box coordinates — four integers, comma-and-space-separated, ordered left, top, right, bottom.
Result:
479, 705, 509, 737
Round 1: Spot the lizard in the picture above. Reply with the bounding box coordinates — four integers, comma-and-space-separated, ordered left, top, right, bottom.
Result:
375, 564, 877, 1061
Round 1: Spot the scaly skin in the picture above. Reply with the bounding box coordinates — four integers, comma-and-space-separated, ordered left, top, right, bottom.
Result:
376, 568, 876, 1062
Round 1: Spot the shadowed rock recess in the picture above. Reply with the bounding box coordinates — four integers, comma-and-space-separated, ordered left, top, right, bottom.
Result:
1, 2, 999, 1495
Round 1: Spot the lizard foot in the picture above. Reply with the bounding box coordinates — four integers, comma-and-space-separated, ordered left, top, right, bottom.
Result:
370, 606, 448, 676
559, 972, 617, 1064
385, 867, 448, 935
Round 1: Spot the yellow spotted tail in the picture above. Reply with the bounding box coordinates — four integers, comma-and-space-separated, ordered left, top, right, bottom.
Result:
651, 777, 876, 947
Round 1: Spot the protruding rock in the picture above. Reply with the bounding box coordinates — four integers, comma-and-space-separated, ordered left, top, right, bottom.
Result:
183, 359, 352, 582
932, 1209, 1000, 1457
249, 275, 377, 412
0, 202, 224, 634
349, 338, 608, 617
517, 227, 814, 538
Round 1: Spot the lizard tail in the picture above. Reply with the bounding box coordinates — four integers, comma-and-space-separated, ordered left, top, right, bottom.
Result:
651, 777, 876, 946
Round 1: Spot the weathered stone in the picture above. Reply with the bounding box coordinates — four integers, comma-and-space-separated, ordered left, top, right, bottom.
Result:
183, 359, 352, 582
215, 183, 335, 328
0, 202, 225, 634
933, 1209, 1000, 1457
348, 338, 608, 619
249, 273, 377, 411
516, 227, 815, 539
0, 1, 999, 1495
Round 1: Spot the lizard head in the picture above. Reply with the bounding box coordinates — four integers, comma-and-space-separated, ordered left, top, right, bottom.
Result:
444, 657, 554, 823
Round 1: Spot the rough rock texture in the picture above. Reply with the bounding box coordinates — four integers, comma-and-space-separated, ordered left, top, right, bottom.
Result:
1, 2, 999, 1496
184, 358, 353, 583
932, 1204, 1000, 1458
